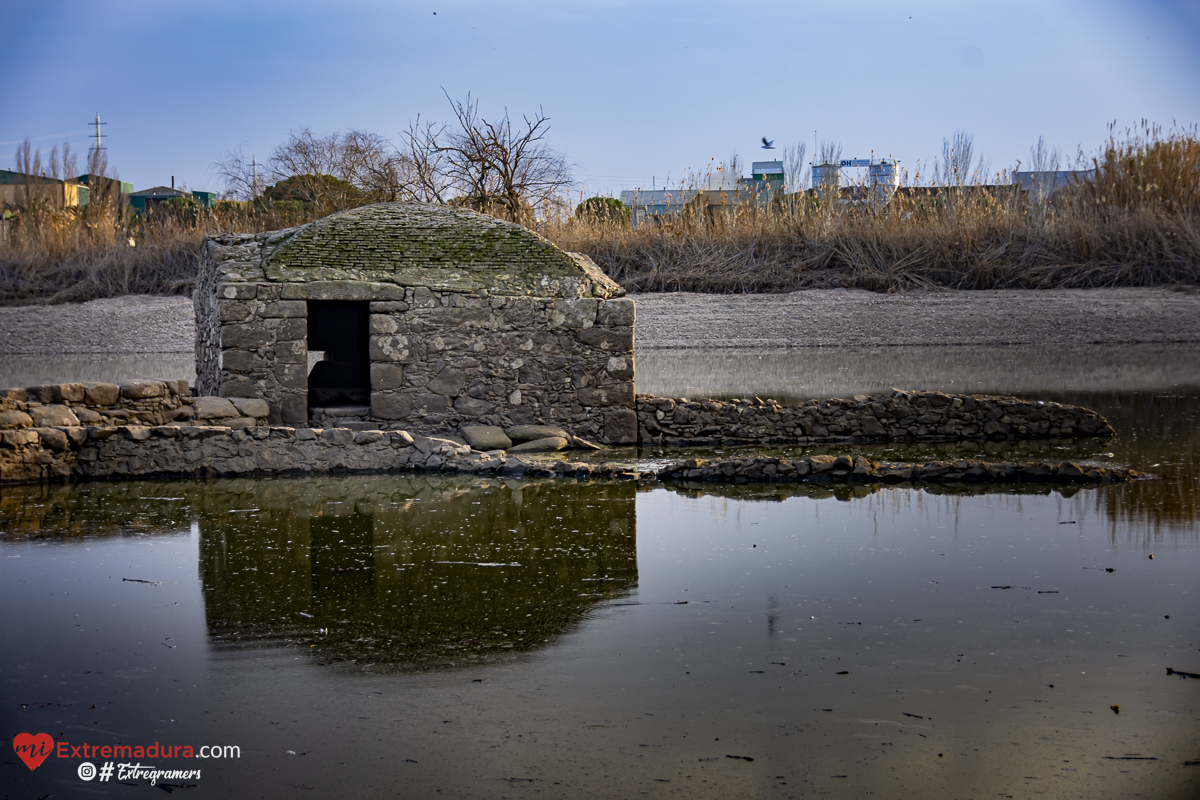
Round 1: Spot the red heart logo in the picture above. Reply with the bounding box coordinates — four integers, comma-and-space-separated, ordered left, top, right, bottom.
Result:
13, 733, 55, 771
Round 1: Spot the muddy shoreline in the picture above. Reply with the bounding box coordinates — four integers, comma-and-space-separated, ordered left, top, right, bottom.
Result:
1, 287, 1199, 355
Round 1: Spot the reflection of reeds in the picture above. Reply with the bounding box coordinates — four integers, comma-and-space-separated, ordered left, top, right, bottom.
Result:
1098, 394, 1200, 538
1020, 390, 1200, 537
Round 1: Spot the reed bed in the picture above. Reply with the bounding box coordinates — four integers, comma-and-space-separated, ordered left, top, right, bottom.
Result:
0, 203, 318, 306
542, 129, 1200, 293
1, 126, 1196, 305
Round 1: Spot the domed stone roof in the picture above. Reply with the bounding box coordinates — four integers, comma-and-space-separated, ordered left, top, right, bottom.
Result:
226, 202, 623, 299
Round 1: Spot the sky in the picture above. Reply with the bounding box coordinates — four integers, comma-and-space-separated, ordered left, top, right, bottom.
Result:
3, 0, 1199, 198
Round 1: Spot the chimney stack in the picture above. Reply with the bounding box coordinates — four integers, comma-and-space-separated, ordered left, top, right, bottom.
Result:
171, 176, 175, 190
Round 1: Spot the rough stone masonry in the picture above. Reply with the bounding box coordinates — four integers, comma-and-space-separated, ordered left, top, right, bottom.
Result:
194, 203, 637, 443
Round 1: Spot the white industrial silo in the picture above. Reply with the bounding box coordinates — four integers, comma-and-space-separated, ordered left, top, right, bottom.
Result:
868, 160, 899, 206
811, 163, 841, 201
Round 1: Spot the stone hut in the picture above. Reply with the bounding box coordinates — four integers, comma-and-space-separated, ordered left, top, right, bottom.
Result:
195, 203, 636, 443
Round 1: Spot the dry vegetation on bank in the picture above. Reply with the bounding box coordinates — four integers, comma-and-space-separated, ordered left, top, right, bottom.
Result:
1, 126, 1196, 305
551, 128, 1200, 293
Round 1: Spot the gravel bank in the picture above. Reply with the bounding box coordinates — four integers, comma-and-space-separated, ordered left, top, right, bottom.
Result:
1, 288, 1199, 355
633, 287, 1200, 349
0, 295, 195, 354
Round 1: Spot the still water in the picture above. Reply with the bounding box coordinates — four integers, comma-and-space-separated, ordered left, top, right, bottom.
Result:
2, 345, 1198, 798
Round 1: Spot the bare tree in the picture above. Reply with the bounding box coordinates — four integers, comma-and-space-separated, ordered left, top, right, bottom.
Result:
398, 116, 451, 203
817, 139, 843, 166
214, 145, 263, 201
936, 130, 987, 186
14, 139, 42, 208
727, 151, 742, 181
1029, 135, 1061, 172
13, 138, 77, 209
782, 142, 808, 191
437, 92, 572, 224
215, 93, 572, 223
255, 128, 405, 210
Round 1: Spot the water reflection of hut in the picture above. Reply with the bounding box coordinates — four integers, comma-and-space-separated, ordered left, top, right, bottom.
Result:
196, 475, 638, 668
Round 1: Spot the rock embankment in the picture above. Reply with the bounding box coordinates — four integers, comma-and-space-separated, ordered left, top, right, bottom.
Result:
0, 421, 1141, 487
637, 390, 1113, 446
0, 381, 268, 429
653, 455, 1139, 485
0, 380, 1127, 487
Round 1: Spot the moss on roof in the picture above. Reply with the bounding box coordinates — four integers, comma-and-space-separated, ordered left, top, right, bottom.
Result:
240, 203, 621, 298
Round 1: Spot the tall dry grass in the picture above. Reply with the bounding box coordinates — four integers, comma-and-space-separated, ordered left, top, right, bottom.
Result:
1, 125, 1196, 305
543, 125, 1200, 293
0, 198, 322, 306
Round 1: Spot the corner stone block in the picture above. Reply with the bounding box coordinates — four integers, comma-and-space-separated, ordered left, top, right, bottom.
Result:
371, 392, 413, 420
218, 375, 256, 397
370, 314, 401, 335
603, 408, 638, 444
370, 301, 410, 313
272, 362, 308, 390
217, 282, 257, 300
281, 395, 307, 426
551, 298, 598, 330
369, 335, 413, 363
120, 381, 167, 400
274, 339, 307, 364
221, 323, 273, 350
276, 318, 307, 341
604, 355, 635, 381
597, 298, 636, 327
261, 300, 307, 319
370, 363, 405, 391
285, 281, 406, 302
218, 300, 252, 323
576, 326, 634, 352
220, 350, 256, 374
578, 384, 635, 407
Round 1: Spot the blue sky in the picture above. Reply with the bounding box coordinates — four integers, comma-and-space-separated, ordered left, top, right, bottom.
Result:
3, 0, 1198, 197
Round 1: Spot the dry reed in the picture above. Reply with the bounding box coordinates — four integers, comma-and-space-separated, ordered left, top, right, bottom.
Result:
542, 125, 1200, 293
1, 125, 1196, 305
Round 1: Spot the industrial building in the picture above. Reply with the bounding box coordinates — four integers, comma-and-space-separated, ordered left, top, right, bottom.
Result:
128, 184, 216, 214
619, 161, 786, 227
0, 170, 89, 210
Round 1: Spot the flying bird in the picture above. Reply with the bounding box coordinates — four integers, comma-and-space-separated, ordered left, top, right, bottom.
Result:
761, 137, 775, 149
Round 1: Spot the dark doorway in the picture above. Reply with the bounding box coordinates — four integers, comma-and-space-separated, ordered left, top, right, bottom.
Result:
307, 301, 370, 407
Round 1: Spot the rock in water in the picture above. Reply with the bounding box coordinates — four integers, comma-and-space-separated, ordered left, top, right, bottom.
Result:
506, 424, 570, 443
507, 436, 569, 453
460, 425, 513, 451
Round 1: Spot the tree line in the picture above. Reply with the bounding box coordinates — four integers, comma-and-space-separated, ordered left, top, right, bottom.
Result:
216, 92, 571, 225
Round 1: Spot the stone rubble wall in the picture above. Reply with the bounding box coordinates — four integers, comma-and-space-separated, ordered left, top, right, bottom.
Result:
0, 381, 270, 432
365, 292, 636, 442
653, 454, 1138, 485
0, 423, 502, 485
0, 385, 1122, 487
195, 204, 635, 440
196, 282, 637, 439
636, 390, 1113, 446
0, 420, 1138, 487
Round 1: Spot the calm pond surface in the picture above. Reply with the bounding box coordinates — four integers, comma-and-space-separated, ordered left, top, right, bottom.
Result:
2, 344, 1198, 798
